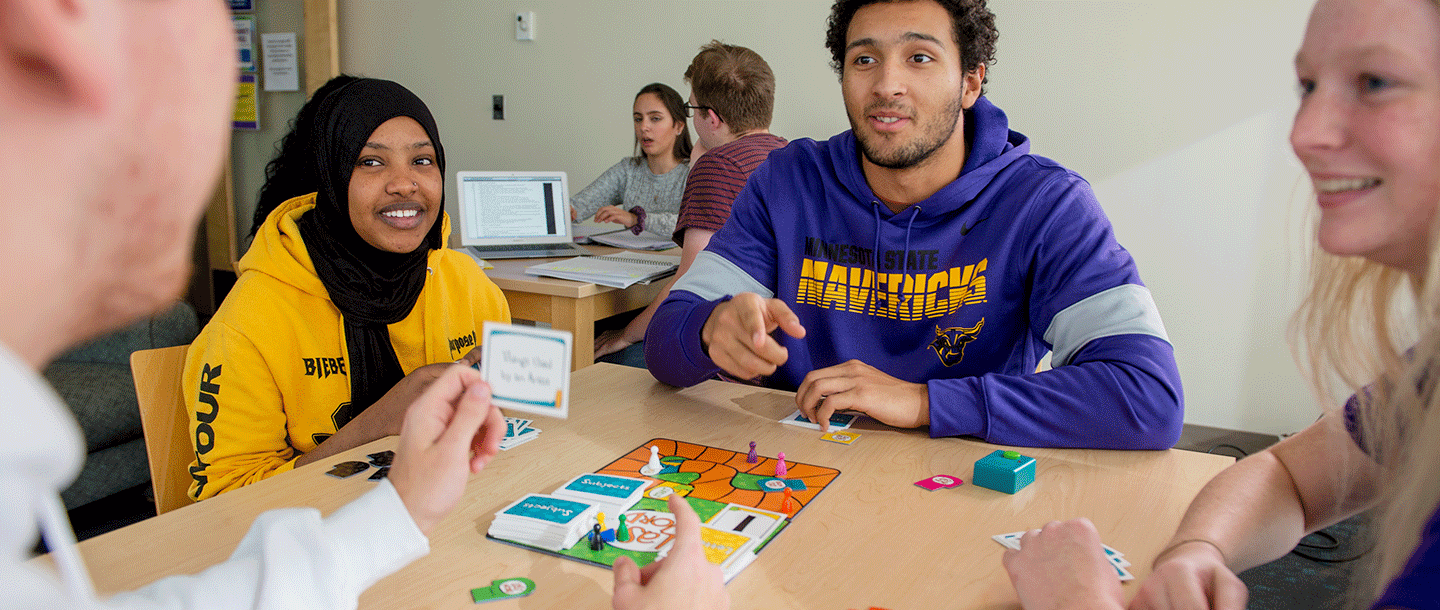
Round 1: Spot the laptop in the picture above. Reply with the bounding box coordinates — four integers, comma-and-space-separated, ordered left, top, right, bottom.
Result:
455, 170, 592, 259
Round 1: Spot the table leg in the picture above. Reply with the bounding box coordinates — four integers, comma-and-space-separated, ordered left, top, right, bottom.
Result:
551, 294, 595, 370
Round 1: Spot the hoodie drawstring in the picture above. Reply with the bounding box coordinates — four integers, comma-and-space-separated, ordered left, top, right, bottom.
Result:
866, 203, 923, 316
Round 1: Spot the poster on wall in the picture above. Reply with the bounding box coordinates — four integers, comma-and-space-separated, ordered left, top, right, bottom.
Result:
233, 15, 256, 73
234, 74, 259, 131
261, 33, 300, 92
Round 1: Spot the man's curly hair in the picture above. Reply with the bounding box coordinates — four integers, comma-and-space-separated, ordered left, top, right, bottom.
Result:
824, 0, 997, 92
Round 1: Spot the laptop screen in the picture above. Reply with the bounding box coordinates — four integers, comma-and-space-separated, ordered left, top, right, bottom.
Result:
455, 171, 572, 246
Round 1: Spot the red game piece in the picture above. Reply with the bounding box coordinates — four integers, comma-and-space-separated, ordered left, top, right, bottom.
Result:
782, 487, 794, 512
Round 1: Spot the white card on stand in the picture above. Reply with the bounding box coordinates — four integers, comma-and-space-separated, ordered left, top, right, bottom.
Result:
480, 322, 572, 419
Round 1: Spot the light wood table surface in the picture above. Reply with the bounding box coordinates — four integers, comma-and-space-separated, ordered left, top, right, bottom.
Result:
482, 246, 677, 371
53, 364, 1232, 609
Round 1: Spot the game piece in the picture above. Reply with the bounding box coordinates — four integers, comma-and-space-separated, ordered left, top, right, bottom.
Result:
471, 577, 537, 603
747, 441, 758, 463
640, 445, 663, 476
590, 523, 604, 551
775, 452, 787, 478
325, 461, 369, 478
914, 475, 964, 491
781, 487, 794, 512
600, 529, 616, 542
598, 512, 606, 532
972, 450, 1036, 494
617, 514, 630, 542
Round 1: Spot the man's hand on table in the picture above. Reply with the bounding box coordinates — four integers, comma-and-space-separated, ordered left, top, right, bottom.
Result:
612, 494, 729, 610
795, 359, 929, 431
701, 292, 806, 380
389, 365, 504, 536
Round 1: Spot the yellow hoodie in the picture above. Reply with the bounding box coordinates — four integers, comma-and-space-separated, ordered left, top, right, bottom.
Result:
183, 194, 510, 500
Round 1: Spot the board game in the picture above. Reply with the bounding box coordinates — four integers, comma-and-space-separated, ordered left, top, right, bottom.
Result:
486, 438, 841, 576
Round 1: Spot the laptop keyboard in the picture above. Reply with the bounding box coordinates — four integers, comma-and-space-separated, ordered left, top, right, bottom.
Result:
470, 244, 574, 253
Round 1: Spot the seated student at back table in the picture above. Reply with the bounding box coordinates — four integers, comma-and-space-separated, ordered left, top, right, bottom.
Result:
595, 42, 787, 365
570, 83, 692, 239
184, 77, 512, 500
646, 0, 1183, 450
1004, 1, 1440, 608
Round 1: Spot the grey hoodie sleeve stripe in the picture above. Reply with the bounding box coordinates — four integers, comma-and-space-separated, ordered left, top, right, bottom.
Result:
1042, 283, 1169, 367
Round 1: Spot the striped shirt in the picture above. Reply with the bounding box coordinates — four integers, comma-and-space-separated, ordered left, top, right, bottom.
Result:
674, 133, 787, 245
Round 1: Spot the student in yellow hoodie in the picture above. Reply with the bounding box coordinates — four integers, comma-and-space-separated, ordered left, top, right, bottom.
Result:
184, 78, 511, 501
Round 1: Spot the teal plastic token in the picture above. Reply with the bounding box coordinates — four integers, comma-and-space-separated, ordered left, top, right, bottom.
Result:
1002, 450, 1021, 460
471, 577, 536, 603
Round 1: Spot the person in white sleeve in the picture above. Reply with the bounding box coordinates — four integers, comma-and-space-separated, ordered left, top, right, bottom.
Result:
0, 1, 719, 609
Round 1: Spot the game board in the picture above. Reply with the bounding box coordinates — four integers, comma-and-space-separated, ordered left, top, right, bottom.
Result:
487, 438, 841, 574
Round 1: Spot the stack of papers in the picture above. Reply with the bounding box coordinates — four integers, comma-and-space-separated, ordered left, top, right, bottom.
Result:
488, 494, 600, 551
589, 230, 678, 251
501, 417, 540, 451
525, 251, 678, 288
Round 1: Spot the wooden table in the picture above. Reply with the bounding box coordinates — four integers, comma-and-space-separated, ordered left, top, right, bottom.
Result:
483, 246, 676, 371
52, 365, 1232, 609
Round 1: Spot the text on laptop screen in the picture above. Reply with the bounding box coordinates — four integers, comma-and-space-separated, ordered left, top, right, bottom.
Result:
458, 173, 567, 243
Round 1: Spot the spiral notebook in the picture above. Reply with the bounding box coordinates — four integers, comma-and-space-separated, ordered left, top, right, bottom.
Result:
524, 251, 678, 288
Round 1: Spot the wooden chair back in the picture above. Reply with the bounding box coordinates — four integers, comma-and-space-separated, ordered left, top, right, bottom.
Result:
130, 345, 194, 515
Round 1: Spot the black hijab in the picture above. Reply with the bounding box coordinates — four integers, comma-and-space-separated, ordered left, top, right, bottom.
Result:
296, 78, 446, 425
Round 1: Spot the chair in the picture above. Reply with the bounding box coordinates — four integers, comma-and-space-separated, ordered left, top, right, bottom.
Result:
130, 345, 194, 515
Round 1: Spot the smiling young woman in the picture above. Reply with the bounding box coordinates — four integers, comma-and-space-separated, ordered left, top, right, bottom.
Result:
182, 77, 511, 501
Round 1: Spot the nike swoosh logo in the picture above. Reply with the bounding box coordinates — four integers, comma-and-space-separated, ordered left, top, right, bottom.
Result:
961, 217, 990, 236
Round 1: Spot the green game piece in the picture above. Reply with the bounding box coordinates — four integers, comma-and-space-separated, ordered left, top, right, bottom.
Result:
617, 514, 630, 542
1002, 450, 1021, 460
471, 577, 536, 603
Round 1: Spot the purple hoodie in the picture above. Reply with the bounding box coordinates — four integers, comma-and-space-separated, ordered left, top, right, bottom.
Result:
646, 96, 1182, 450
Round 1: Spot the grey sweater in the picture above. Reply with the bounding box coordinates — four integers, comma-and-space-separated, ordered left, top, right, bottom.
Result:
570, 158, 689, 237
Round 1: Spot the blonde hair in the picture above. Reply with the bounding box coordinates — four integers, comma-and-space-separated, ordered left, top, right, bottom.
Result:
1291, 207, 1440, 603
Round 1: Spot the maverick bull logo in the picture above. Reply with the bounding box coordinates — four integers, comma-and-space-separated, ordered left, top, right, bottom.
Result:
928, 318, 984, 367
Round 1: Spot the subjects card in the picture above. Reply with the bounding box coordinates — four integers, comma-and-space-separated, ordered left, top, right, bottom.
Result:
481, 321, 572, 419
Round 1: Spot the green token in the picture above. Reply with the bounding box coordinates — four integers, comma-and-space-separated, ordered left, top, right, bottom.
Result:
471, 577, 536, 603
1002, 450, 1021, 460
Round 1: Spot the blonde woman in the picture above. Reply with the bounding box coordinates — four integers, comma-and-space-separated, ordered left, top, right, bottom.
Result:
1002, 0, 1440, 609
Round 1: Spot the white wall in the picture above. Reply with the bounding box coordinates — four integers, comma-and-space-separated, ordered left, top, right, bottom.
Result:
232, 0, 1325, 435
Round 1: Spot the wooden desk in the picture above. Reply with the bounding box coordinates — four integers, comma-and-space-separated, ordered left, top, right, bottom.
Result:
483, 246, 676, 371
55, 365, 1232, 609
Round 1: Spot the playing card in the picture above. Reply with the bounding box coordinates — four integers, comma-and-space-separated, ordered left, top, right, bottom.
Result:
780, 409, 857, 431
819, 430, 860, 444
366, 450, 394, 467
325, 461, 369, 478
367, 466, 390, 481
915, 475, 964, 491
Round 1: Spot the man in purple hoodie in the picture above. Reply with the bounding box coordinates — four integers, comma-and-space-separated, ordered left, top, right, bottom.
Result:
644, 0, 1183, 450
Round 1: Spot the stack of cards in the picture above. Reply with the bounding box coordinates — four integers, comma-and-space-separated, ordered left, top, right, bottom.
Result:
488, 494, 600, 552
991, 532, 1134, 581
501, 417, 541, 451
551, 473, 650, 517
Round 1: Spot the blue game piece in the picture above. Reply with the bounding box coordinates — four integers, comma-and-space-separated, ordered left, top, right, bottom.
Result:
600, 528, 616, 542
972, 450, 1036, 494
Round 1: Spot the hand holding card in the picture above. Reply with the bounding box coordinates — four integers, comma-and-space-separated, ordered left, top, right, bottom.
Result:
999, 519, 1126, 610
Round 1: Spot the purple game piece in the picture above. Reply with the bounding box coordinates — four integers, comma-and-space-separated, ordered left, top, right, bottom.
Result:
747, 441, 758, 464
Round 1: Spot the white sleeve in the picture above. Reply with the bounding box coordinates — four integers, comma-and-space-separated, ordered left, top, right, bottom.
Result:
7, 481, 428, 610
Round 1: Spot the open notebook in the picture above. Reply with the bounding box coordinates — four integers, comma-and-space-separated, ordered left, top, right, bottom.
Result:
524, 251, 678, 288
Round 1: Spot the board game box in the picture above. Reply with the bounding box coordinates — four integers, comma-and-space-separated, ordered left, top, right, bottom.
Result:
486, 438, 841, 579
